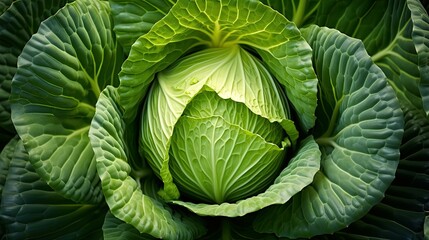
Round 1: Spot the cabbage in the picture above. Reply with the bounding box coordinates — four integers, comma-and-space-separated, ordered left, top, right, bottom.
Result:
1, 0, 428, 239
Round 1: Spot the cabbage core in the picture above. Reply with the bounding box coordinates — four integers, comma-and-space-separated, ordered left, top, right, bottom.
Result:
169, 91, 287, 203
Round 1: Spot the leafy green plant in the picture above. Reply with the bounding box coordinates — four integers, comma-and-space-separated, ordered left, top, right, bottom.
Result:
0, 0, 428, 239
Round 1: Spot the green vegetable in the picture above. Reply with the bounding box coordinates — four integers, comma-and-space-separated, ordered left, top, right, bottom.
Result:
91, 0, 403, 238
1, 0, 428, 239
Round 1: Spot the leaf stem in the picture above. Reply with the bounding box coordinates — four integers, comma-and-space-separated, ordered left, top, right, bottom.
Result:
371, 19, 409, 62
221, 218, 232, 240
320, 96, 343, 139
293, 0, 307, 28
371, 41, 395, 62
211, 21, 223, 47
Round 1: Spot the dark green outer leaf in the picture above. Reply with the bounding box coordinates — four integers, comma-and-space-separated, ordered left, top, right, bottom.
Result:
309, 0, 429, 117
9, 0, 122, 204
367, 0, 426, 115
263, 1, 429, 117
254, 25, 403, 238
0, 0, 74, 134
285, 1, 428, 238
109, 0, 175, 53
291, 1, 428, 237
0, 140, 105, 240
0, 136, 11, 240
0, 0, 13, 15
408, 0, 429, 115
0, 136, 18, 204
103, 211, 156, 240
332, 104, 429, 239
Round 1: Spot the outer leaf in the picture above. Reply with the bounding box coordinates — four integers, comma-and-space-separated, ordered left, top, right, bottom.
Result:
366, 0, 426, 115
0, 0, 73, 134
264, 0, 429, 116
89, 86, 206, 239
9, 0, 122, 203
307, 1, 429, 238
254, 25, 404, 238
305, 3, 429, 236
0, 140, 105, 239
0, 136, 18, 203
0, 136, 15, 236
118, 0, 317, 131
0, 0, 13, 15
109, 0, 175, 53
408, 0, 429, 115
171, 136, 320, 217
103, 211, 156, 240
310, 0, 429, 117
333, 103, 429, 239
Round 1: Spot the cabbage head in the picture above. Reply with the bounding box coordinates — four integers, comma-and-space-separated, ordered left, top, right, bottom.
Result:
88, 0, 404, 238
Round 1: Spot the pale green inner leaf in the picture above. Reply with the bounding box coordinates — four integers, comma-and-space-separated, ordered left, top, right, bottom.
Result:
119, 0, 317, 131
169, 92, 287, 203
182, 91, 285, 144
140, 45, 296, 200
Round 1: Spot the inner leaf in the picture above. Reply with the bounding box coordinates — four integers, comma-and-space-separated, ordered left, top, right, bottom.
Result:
182, 91, 286, 145
169, 91, 286, 203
